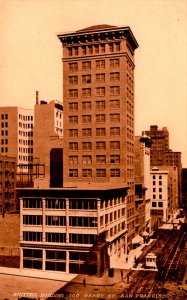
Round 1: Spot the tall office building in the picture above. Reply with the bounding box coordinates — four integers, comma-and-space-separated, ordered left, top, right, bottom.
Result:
58, 24, 138, 188
58, 24, 138, 245
0, 107, 34, 173
145, 125, 182, 206
145, 125, 169, 166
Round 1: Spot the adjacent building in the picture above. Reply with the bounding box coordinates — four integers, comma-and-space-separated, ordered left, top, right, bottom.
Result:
145, 125, 182, 206
150, 167, 169, 227
0, 107, 34, 173
134, 133, 152, 234
33, 97, 63, 187
0, 155, 17, 213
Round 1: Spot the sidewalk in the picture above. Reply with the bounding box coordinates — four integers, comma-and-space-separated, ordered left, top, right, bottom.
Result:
111, 239, 155, 270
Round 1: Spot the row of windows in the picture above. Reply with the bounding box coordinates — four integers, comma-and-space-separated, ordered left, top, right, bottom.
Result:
69, 72, 120, 85
19, 123, 33, 129
23, 216, 98, 227
69, 86, 120, 97
69, 168, 121, 178
18, 155, 33, 161
69, 127, 121, 137
68, 42, 120, 57
0, 114, 8, 120
69, 100, 120, 111
19, 114, 33, 121
69, 141, 121, 151
152, 194, 163, 200
19, 139, 33, 145
22, 232, 97, 244
69, 113, 120, 124
0, 147, 8, 153
152, 181, 162, 186
152, 202, 163, 208
69, 59, 120, 71
1, 130, 8, 136
18, 148, 33, 153
69, 155, 120, 165
1, 139, 8, 145
19, 131, 33, 137
22, 198, 97, 210
1, 122, 8, 128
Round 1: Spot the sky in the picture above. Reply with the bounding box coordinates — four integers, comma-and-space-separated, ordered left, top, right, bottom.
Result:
0, 0, 187, 166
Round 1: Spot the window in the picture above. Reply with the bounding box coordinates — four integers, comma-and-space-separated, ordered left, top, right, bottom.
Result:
152, 202, 156, 207
23, 215, 42, 225
110, 155, 120, 164
159, 188, 162, 193
110, 86, 120, 95
82, 102, 91, 110
110, 141, 120, 150
110, 72, 120, 81
69, 102, 78, 111
69, 234, 96, 244
23, 232, 42, 242
88, 45, 93, 54
82, 61, 91, 70
153, 188, 156, 193
68, 48, 72, 56
69, 63, 78, 71
111, 169, 120, 177
82, 169, 92, 178
82, 88, 91, 97
159, 181, 162, 185
94, 45, 99, 53
110, 100, 120, 108
96, 169, 106, 177
82, 115, 91, 123
153, 194, 156, 199
109, 43, 114, 52
96, 74, 105, 83
82, 46, 86, 55
96, 101, 105, 109
23, 198, 42, 209
153, 181, 156, 186
69, 142, 78, 151
110, 127, 120, 136
96, 155, 106, 164
96, 114, 105, 123
69, 116, 78, 124
74, 47, 78, 56
115, 42, 120, 51
158, 202, 163, 207
69, 156, 78, 165
96, 128, 106, 136
96, 141, 106, 150
82, 128, 92, 137
69, 129, 78, 137
46, 216, 66, 226
69, 89, 78, 97
100, 44, 105, 53
46, 198, 66, 209
110, 59, 119, 67
46, 233, 66, 243
159, 194, 162, 199
69, 169, 78, 178
96, 87, 105, 96
82, 75, 91, 84
96, 60, 105, 69
82, 142, 92, 150
69, 76, 78, 85
82, 155, 92, 164
110, 113, 120, 122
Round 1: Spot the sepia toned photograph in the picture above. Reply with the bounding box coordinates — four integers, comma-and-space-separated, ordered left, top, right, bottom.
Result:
0, 0, 187, 299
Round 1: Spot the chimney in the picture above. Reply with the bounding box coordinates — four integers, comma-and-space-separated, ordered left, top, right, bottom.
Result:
36, 91, 39, 105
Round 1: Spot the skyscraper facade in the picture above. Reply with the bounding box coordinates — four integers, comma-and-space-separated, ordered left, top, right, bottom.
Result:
58, 24, 139, 248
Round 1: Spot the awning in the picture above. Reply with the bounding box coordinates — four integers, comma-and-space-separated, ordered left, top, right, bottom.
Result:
132, 235, 143, 244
